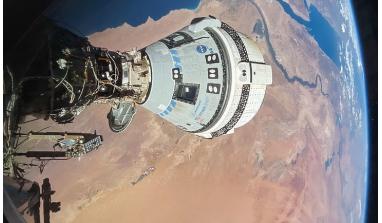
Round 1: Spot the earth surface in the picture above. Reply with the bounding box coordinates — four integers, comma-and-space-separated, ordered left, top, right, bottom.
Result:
18, 0, 368, 222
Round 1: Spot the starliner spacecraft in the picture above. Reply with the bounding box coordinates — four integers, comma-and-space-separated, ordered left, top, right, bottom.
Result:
8, 16, 272, 138
139, 17, 272, 138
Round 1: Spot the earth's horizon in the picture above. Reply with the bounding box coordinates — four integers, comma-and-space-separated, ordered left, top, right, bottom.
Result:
17, 0, 369, 222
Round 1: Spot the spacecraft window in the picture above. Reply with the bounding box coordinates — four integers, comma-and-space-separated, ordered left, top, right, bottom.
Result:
175, 83, 199, 104
173, 36, 184, 41
160, 32, 194, 49
191, 17, 206, 24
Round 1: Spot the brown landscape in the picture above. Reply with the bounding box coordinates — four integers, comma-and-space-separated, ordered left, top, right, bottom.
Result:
19, 0, 362, 222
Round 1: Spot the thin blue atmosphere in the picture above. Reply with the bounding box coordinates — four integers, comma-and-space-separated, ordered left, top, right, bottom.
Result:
349, 2, 369, 222
347, 2, 369, 222
277, 0, 341, 67
44, 0, 201, 36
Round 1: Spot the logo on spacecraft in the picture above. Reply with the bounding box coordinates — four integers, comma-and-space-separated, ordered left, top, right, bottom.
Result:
196, 45, 207, 54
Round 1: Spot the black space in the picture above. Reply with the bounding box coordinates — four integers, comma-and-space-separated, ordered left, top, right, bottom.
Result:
352, 0, 378, 222
4, 0, 53, 56
3, 0, 378, 222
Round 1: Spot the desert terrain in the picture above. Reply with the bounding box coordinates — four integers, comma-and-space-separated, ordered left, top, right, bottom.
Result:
18, 0, 363, 222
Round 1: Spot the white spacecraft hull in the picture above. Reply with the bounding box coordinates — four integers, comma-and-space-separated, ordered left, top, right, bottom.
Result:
140, 17, 272, 138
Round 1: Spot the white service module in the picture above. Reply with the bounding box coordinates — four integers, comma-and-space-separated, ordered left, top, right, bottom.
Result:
137, 17, 272, 138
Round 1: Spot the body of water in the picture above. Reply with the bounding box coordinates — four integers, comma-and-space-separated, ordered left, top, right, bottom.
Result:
45, 0, 201, 36
277, 0, 341, 67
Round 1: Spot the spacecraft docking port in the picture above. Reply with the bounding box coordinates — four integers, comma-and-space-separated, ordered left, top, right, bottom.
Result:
7, 16, 272, 138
